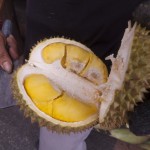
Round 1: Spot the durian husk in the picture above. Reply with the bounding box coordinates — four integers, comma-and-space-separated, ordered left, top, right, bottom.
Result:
11, 38, 105, 133
12, 25, 150, 132
98, 25, 150, 130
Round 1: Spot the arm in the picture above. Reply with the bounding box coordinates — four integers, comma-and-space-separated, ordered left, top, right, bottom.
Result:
0, 0, 20, 73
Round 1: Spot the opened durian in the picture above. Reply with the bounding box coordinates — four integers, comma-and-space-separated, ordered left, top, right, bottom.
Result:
12, 22, 150, 133
12, 38, 108, 132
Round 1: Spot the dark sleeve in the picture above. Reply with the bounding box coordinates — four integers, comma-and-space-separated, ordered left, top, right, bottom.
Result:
25, 0, 144, 67
128, 90, 150, 136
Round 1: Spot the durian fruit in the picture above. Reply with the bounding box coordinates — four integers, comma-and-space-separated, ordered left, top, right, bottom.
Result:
12, 38, 108, 133
12, 22, 150, 133
97, 23, 150, 130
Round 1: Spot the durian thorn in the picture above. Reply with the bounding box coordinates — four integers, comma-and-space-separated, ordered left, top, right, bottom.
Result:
38, 118, 47, 126
41, 61, 99, 104
39, 121, 47, 127
16, 100, 22, 105
31, 117, 36, 123
20, 105, 25, 111
25, 59, 28, 63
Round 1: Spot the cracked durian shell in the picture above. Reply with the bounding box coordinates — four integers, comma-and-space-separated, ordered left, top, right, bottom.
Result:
12, 38, 108, 133
97, 25, 150, 130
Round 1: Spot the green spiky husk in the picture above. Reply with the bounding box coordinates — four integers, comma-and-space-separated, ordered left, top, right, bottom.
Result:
11, 71, 98, 133
99, 25, 150, 130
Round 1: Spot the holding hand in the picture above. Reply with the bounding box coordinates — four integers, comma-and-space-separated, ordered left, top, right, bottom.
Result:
0, 33, 19, 73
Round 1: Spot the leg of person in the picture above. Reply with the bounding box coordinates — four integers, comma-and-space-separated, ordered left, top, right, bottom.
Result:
39, 127, 92, 150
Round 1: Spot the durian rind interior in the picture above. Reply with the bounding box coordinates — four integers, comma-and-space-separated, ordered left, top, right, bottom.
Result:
98, 25, 150, 130
14, 38, 108, 132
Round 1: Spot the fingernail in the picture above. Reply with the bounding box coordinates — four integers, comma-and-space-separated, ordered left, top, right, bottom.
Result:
7, 34, 13, 39
1, 61, 12, 73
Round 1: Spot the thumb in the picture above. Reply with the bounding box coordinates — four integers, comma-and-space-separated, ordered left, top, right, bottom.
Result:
0, 33, 13, 73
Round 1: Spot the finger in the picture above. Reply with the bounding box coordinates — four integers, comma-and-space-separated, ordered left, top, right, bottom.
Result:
0, 34, 13, 73
6, 34, 19, 60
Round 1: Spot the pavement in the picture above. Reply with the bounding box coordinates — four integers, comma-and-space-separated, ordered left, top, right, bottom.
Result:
0, 105, 143, 150
0, 106, 39, 150
0, 105, 117, 150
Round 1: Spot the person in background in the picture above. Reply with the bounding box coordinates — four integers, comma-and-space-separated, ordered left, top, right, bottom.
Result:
0, 0, 148, 150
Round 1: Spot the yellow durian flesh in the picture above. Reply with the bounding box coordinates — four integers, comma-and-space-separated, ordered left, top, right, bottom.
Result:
80, 53, 108, 85
42, 41, 108, 85
24, 74, 60, 116
42, 43, 65, 64
24, 74, 98, 122
24, 74, 61, 102
65, 44, 90, 74
51, 93, 97, 122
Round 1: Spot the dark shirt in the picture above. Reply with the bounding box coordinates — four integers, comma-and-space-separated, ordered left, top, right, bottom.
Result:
25, 0, 150, 136
25, 0, 143, 68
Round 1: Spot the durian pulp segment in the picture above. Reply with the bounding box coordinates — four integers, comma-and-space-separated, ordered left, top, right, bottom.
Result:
52, 93, 97, 122
80, 53, 108, 85
41, 41, 107, 85
42, 43, 65, 64
24, 74, 98, 122
65, 44, 90, 74
24, 74, 61, 116
24, 74, 61, 102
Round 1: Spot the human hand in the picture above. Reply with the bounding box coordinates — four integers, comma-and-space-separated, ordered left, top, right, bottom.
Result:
0, 32, 19, 73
